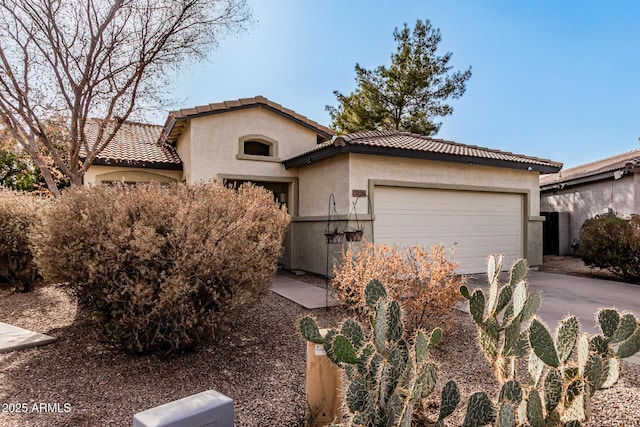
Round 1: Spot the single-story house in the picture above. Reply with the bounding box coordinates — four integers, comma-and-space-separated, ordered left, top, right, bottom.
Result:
85, 96, 562, 275
540, 148, 640, 253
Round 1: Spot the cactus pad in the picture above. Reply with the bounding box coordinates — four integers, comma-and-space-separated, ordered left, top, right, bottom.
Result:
438, 380, 460, 421
513, 281, 527, 319
583, 353, 603, 396
460, 284, 471, 300
597, 308, 620, 340
479, 318, 499, 361
530, 319, 560, 368
509, 258, 528, 285
463, 392, 495, 427
600, 357, 620, 389
333, 334, 360, 364
428, 327, 442, 349
415, 330, 429, 363
611, 313, 637, 343
519, 290, 542, 324
300, 316, 324, 344
387, 300, 403, 342
374, 300, 388, 354
577, 334, 589, 375
544, 368, 562, 413
495, 284, 513, 315
497, 402, 516, 427
527, 388, 544, 427
588, 335, 609, 357
364, 279, 386, 310
470, 289, 485, 325
528, 352, 545, 386
487, 254, 503, 286
341, 319, 364, 350
555, 316, 579, 364
617, 324, 640, 358
346, 377, 368, 413
498, 380, 522, 404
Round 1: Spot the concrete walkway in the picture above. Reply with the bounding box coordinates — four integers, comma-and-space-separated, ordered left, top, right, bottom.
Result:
0, 322, 56, 353
271, 275, 341, 309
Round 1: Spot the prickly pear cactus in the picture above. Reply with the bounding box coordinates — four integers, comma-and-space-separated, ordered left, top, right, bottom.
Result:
459, 254, 640, 426
300, 279, 460, 427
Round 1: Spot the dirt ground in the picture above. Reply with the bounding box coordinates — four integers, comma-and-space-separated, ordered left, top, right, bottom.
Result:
538, 255, 625, 282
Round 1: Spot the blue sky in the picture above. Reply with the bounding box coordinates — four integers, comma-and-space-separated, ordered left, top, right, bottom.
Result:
169, 1, 640, 169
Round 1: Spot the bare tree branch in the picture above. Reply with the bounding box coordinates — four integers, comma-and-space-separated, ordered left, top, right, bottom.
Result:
0, 0, 250, 195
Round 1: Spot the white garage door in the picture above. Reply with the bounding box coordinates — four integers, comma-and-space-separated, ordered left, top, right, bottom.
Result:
374, 186, 523, 274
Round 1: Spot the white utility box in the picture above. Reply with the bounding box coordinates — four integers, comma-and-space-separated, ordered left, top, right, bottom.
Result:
132, 390, 233, 427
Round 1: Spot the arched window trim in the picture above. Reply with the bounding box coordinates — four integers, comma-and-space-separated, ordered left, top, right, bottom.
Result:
237, 134, 279, 162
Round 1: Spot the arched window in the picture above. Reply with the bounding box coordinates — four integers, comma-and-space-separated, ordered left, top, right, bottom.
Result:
237, 135, 279, 161
243, 140, 271, 156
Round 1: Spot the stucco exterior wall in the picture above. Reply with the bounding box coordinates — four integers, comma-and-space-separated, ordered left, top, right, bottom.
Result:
83, 166, 182, 185
290, 155, 351, 275
296, 154, 350, 217
540, 175, 636, 244
348, 154, 541, 215
175, 121, 192, 183
185, 107, 319, 184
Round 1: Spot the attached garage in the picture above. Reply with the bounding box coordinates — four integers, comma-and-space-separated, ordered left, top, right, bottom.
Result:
374, 186, 523, 274
284, 129, 563, 276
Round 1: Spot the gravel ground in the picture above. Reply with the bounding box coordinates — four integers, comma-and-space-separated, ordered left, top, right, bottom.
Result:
1, 269, 640, 426
539, 255, 625, 282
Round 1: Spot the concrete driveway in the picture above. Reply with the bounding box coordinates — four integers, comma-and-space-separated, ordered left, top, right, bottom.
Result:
466, 270, 640, 363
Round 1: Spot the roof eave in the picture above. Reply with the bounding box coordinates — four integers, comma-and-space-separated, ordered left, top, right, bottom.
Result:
283, 146, 345, 169
541, 169, 632, 192
163, 104, 334, 144
90, 158, 183, 171
284, 144, 562, 173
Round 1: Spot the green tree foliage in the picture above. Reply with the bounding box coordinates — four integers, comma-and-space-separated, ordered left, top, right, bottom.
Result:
327, 19, 472, 136
0, 145, 38, 192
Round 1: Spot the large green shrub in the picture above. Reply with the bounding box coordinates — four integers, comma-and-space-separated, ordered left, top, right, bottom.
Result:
578, 213, 640, 281
33, 183, 290, 354
0, 188, 44, 292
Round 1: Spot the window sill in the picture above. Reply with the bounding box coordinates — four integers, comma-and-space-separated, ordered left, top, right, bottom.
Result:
236, 154, 281, 163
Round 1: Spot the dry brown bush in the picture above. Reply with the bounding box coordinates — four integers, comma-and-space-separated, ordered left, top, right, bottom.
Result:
332, 242, 465, 334
32, 183, 290, 354
0, 188, 45, 292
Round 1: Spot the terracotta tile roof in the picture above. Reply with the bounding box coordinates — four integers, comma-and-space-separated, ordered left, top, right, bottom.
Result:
284, 130, 562, 172
164, 96, 335, 142
83, 119, 182, 169
540, 148, 640, 187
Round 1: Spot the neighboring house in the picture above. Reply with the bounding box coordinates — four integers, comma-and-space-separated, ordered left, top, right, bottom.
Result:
85, 96, 562, 275
540, 149, 640, 253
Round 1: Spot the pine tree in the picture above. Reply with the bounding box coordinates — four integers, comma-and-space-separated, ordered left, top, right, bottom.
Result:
327, 19, 472, 136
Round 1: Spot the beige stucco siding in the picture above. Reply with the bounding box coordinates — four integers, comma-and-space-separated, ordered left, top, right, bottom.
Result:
348, 154, 541, 216
185, 107, 319, 184
296, 154, 350, 218
174, 121, 192, 183
84, 166, 182, 185
541, 175, 636, 244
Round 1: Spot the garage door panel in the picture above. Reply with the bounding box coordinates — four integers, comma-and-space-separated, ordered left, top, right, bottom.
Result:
374, 187, 523, 274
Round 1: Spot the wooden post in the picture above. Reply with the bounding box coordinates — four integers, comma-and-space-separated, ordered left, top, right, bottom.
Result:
305, 329, 343, 426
